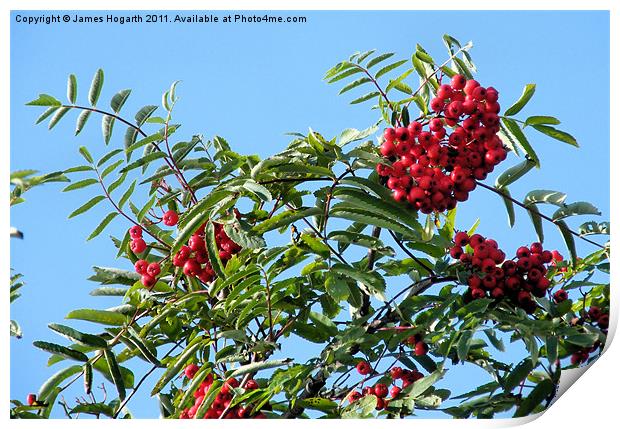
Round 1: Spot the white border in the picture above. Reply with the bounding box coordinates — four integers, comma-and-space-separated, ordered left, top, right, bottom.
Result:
2, 1, 617, 428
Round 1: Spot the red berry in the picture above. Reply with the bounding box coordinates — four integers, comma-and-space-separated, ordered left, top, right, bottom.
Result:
141, 273, 156, 288
454, 231, 469, 246
390, 386, 402, 398
26, 393, 36, 406
383, 128, 396, 142
183, 259, 202, 277
147, 262, 161, 277
130, 238, 147, 254
244, 379, 259, 390
356, 361, 372, 375
134, 259, 148, 274
380, 141, 396, 157
129, 225, 142, 239
374, 383, 388, 398
451, 74, 466, 90
449, 246, 463, 259
188, 234, 205, 252
414, 341, 429, 356
471, 288, 486, 300
598, 314, 609, 329
163, 210, 179, 226
184, 364, 200, 379
348, 391, 362, 403
389, 366, 404, 379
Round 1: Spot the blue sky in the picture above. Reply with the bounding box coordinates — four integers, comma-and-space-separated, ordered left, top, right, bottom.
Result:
10, 10, 609, 418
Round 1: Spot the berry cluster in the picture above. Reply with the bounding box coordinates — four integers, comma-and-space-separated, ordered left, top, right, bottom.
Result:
131, 208, 242, 288
403, 332, 429, 356
377, 75, 506, 213
351, 362, 424, 410
179, 364, 264, 419
171, 221, 241, 284
449, 232, 560, 313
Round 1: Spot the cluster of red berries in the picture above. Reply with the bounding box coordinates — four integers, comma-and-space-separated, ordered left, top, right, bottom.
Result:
449, 232, 561, 313
351, 362, 424, 410
128, 208, 179, 256
171, 221, 241, 284
179, 364, 265, 419
403, 332, 429, 356
377, 75, 507, 213
586, 306, 609, 330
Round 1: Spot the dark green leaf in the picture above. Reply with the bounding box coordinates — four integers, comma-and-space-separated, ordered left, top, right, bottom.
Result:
33, 341, 88, 362
110, 89, 131, 113
87, 212, 119, 241
48, 323, 108, 348
62, 178, 99, 192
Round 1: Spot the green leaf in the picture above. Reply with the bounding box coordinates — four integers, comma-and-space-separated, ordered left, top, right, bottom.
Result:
325, 272, 350, 302
104, 349, 126, 400
134, 105, 158, 126
26, 93, 62, 106
205, 221, 227, 279
84, 362, 93, 394
501, 118, 539, 167
223, 222, 266, 249
532, 124, 578, 147
68, 195, 106, 219
62, 178, 99, 192
483, 329, 505, 352
70, 403, 115, 417
578, 221, 609, 236
229, 359, 292, 378
102, 115, 115, 145
243, 180, 272, 202
117, 180, 136, 209
35, 106, 59, 124
556, 221, 578, 265
87, 212, 119, 241
546, 336, 558, 365
110, 89, 131, 113
79, 146, 94, 164
101, 159, 124, 179
48, 107, 71, 130
494, 187, 515, 227
299, 397, 338, 412
457, 329, 474, 361
342, 394, 377, 418
339, 77, 371, 95
48, 323, 108, 348
525, 116, 560, 126
75, 110, 92, 135
108, 172, 127, 194
524, 190, 567, 206
33, 341, 88, 362
38, 365, 82, 402
513, 379, 554, 417
119, 152, 166, 173
67, 74, 78, 104
406, 369, 445, 399
503, 359, 534, 392
66, 309, 127, 326
331, 263, 385, 297
253, 207, 322, 234
526, 204, 545, 242
350, 91, 380, 105
504, 84, 536, 116
495, 159, 536, 188
97, 148, 124, 168
88, 69, 104, 106
137, 195, 157, 223
565, 333, 599, 347
375, 59, 408, 79
553, 202, 601, 221
367, 52, 394, 69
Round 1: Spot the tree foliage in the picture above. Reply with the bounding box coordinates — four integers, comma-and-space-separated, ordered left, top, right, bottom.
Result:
11, 35, 609, 420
